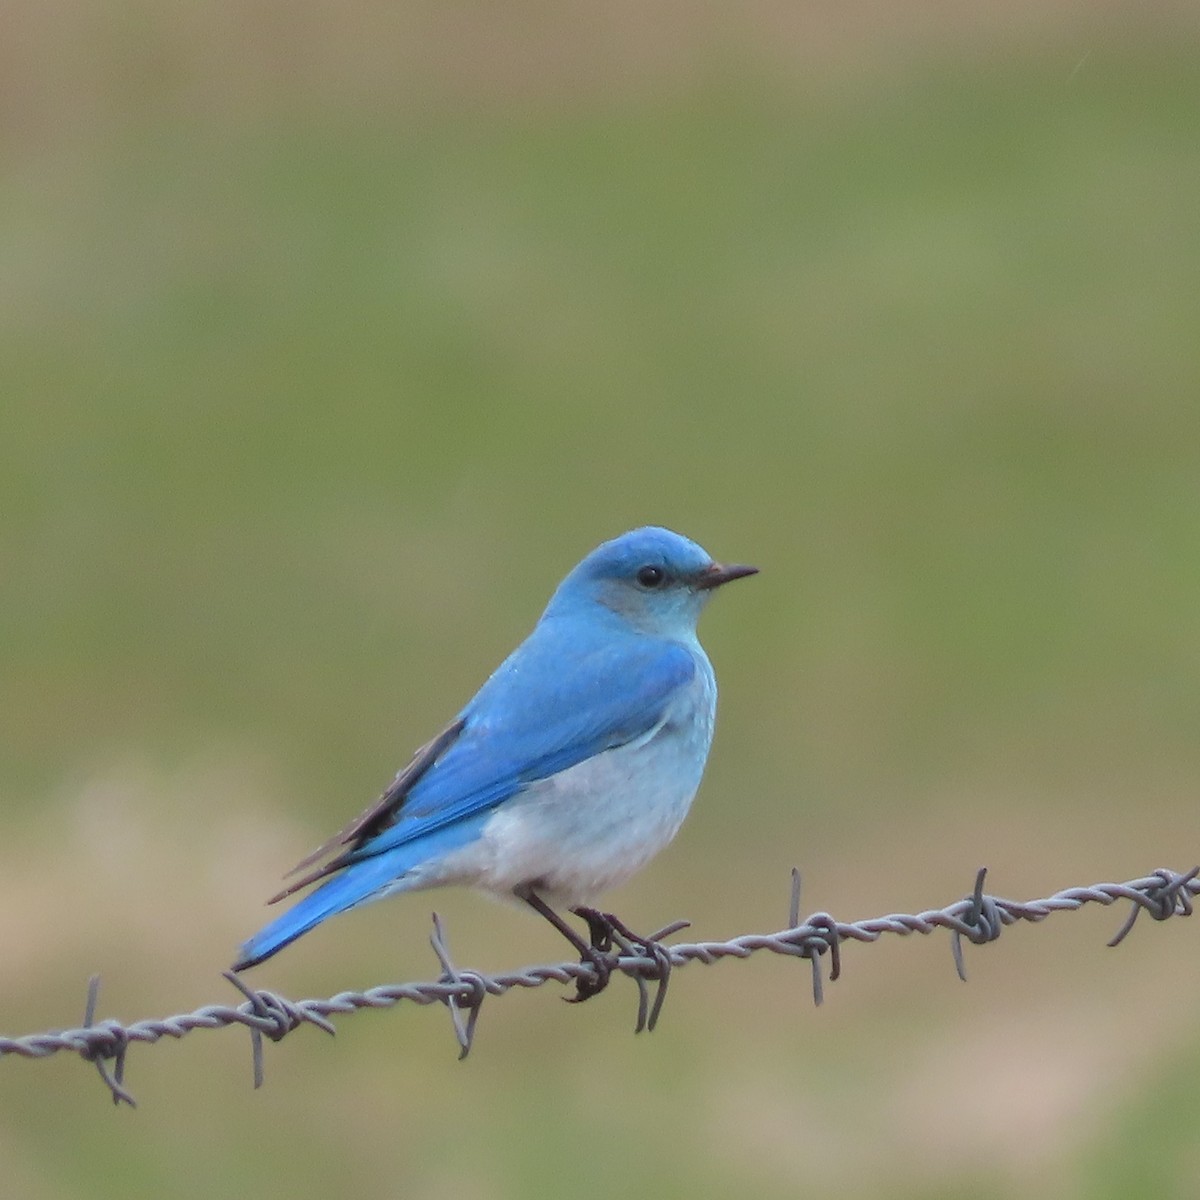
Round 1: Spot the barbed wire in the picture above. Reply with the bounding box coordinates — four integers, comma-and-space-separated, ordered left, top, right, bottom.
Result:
1, 863, 1196, 1108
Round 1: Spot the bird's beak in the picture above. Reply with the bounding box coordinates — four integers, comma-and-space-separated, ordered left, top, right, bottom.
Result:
696, 561, 759, 590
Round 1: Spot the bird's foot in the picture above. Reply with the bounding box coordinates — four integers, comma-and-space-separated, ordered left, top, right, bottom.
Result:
517, 888, 618, 1002
562, 906, 622, 1002
562, 935, 614, 1004
569, 907, 682, 1030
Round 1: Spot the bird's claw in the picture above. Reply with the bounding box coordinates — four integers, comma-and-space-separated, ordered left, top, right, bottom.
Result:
567, 907, 677, 1028
574, 906, 616, 954
563, 940, 614, 1003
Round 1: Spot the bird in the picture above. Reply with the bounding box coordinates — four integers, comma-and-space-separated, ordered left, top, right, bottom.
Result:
232, 526, 756, 997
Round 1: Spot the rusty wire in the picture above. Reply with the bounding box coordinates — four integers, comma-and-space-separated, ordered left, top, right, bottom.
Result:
1, 864, 1196, 1107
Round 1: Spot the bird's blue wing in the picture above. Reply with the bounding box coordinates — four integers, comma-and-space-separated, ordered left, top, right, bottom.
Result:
340, 632, 697, 863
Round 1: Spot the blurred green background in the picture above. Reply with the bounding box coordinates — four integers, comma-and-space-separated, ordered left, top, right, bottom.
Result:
4, 3, 1200, 1197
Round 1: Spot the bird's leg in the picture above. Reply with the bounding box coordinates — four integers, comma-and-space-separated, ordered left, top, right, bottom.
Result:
516, 887, 613, 1002
571, 908, 679, 1032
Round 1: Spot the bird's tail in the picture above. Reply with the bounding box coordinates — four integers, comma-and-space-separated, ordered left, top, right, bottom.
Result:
232, 817, 486, 971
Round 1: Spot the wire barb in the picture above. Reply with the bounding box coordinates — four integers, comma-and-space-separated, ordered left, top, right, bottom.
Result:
221, 969, 339, 1089
429, 912, 486, 1059
782, 874, 841, 1005
5, 861, 1199, 1106
1106, 866, 1198, 948
598, 913, 684, 1033
80, 975, 136, 1108
948, 867, 1004, 982
798, 913, 842, 1006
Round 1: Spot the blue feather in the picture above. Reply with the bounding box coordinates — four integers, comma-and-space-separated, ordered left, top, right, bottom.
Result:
234, 815, 491, 968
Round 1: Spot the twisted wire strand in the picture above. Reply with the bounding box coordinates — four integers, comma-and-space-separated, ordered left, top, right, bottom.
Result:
1, 864, 1196, 1107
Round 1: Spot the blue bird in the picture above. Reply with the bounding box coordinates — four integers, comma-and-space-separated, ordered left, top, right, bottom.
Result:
233, 527, 756, 997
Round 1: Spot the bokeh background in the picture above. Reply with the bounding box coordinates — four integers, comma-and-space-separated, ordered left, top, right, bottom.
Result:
4, 3, 1200, 1197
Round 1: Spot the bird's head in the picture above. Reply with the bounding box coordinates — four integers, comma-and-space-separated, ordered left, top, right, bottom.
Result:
544, 526, 757, 638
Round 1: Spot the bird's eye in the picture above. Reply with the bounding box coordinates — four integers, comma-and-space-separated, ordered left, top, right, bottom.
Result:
636, 565, 666, 588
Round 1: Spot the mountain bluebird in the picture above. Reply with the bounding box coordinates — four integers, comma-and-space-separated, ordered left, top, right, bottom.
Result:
233, 526, 756, 996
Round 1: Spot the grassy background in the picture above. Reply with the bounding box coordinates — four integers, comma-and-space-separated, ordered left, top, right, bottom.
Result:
3, 4, 1200, 1197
